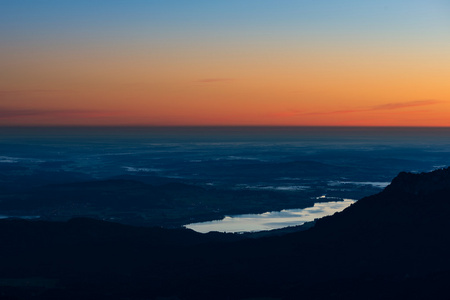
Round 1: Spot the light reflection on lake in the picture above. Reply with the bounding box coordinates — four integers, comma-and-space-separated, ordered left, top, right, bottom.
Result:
185, 199, 356, 233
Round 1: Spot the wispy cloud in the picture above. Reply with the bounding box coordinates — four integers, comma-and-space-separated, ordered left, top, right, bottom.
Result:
0, 89, 69, 96
300, 100, 442, 116
196, 78, 234, 83
371, 100, 440, 110
0, 108, 117, 119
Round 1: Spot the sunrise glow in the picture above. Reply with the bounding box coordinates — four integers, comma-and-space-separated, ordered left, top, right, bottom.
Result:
1, 1, 449, 126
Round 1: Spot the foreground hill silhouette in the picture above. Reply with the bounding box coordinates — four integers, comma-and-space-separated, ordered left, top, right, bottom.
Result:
1, 168, 450, 299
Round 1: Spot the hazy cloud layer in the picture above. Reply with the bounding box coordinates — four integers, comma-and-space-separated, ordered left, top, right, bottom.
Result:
0, 89, 69, 96
303, 100, 442, 116
0, 108, 115, 119
196, 78, 234, 83
372, 100, 440, 110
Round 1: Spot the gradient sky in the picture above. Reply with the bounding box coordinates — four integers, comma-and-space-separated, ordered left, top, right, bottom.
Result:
1, 0, 449, 126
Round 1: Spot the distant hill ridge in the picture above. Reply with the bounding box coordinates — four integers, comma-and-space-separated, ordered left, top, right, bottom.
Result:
386, 167, 450, 195
309, 167, 450, 239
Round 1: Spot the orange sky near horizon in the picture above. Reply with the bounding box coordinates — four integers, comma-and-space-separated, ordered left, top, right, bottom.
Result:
1, 1, 449, 126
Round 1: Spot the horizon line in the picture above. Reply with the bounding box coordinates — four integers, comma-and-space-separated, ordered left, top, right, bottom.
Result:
1, 125, 450, 128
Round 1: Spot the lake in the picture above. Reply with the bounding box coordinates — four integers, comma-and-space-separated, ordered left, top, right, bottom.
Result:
185, 198, 356, 233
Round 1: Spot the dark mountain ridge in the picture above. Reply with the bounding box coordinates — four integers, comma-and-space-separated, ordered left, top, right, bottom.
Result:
1, 168, 450, 299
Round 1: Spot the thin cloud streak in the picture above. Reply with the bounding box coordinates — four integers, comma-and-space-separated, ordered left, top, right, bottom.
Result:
302, 100, 442, 116
196, 78, 235, 83
0, 89, 70, 95
0, 108, 117, 119
372, 100, 440, 110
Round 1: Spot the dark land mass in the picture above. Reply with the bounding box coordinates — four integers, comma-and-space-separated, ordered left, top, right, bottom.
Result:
0, 179, 347, 228
1, 168, 450, 299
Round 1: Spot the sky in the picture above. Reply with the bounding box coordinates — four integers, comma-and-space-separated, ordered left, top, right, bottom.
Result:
1, 0, 450, 126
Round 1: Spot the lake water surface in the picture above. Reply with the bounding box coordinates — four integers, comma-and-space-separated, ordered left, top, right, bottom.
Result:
185, 199, 356, 233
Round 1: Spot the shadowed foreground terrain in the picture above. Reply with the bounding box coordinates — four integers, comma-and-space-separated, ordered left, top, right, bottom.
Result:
1, 168, 450, 299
